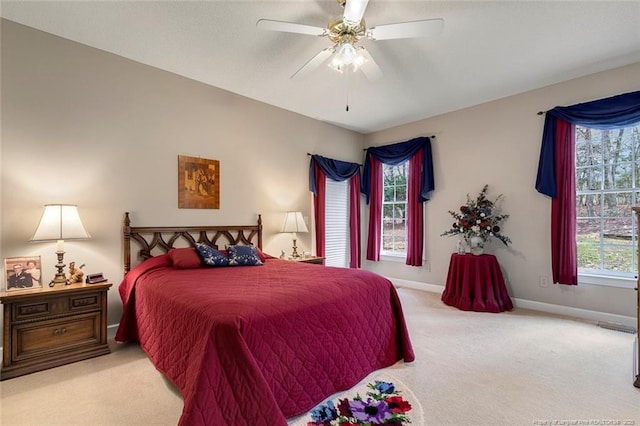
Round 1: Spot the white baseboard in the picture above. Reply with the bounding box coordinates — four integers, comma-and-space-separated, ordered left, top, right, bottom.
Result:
389, 277, 637, 329
511, 298, 636, 329
392, 278, 445, 294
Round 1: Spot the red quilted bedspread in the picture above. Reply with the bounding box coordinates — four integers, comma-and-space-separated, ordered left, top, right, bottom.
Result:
115, 255, 415, 425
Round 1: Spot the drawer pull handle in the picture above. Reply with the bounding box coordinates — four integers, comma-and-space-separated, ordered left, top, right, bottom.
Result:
53, 328, 67, 336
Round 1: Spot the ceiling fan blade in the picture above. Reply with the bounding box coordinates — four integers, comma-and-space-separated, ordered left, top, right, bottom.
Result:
343, 0, 370, 26
357, 47, 383, 82
291, 47, 335, 79
367, 18, 444, 40
256, 19, 326, 37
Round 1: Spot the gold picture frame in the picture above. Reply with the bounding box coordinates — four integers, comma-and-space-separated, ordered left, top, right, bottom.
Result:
178, 155, 220, 209
4, 256, 43, 292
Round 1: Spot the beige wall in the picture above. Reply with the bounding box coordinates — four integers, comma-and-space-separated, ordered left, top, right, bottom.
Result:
0, 20, 363, 329
364, 62, 640, 318
2, 17, 639, 338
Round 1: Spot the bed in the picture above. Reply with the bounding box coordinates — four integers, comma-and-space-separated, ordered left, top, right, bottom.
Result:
115, 212, 415, 426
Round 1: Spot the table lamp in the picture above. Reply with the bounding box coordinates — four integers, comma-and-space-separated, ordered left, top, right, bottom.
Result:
282, 211, 308, 259
30, 204, 91, 286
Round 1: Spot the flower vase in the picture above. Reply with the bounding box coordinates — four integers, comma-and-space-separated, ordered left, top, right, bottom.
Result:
468, 236, 484, 256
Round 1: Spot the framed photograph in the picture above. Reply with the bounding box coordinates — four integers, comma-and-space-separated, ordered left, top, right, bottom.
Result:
5, 256, 43, 292
178, 155, 220, 209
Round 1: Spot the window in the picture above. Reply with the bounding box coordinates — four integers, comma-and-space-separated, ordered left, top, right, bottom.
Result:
576, 123, 640, 278
324, 179, 350, 268
381, 161, 408, 256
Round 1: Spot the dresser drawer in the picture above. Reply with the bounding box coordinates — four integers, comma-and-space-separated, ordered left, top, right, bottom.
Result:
12, 312, 102, 362
12, 291, 102, 322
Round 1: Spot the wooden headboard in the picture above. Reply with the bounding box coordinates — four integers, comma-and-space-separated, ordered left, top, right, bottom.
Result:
123, 212, 263, 274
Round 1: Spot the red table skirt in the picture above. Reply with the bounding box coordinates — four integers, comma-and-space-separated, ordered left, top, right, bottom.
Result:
441, 253, 513, 313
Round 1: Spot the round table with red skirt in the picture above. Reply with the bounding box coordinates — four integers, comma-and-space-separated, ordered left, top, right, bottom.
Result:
441, 253, 513, 313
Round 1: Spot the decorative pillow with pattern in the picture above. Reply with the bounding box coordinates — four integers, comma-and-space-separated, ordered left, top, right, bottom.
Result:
226, 245, 263, 266
195, 243, 229, 267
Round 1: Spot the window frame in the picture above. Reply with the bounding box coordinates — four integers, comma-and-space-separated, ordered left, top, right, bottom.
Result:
380, 161, 408, 257
575, 123, 640, 285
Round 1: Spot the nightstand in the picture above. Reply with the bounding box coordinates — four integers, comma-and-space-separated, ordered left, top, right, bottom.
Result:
1, 281, 112, 380
290, 256, 325, 265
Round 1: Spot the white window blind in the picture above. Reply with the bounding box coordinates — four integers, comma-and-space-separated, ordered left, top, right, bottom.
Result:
324, 179, 350, 268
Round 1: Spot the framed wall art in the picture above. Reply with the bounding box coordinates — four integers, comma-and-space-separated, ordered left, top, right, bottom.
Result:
4, 256, 43, 292
178, 155, 220, 209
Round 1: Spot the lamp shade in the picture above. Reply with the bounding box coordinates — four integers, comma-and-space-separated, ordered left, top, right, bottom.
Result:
30, 204, 91, 241
282, 211, 308, 234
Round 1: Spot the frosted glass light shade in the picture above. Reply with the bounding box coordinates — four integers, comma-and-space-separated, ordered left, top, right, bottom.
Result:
31, 204, 91, 241
337, 43, 357, 65
329, 43, 366, 73
282, 211, 308, 234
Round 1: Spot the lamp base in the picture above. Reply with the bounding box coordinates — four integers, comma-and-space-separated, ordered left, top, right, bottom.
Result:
49, 250, 70, 287
291, 238, 301, 259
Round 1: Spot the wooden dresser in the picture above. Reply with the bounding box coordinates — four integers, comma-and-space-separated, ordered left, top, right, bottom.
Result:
1, 282, 111, 380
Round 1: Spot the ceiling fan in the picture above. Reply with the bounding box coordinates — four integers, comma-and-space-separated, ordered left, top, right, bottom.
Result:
256, 0, 444, 81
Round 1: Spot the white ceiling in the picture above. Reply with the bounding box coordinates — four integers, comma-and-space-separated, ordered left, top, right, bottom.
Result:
2, 1, 639, 134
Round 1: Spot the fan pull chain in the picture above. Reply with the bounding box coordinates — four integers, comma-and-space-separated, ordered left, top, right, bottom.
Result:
345, 68, 350, 112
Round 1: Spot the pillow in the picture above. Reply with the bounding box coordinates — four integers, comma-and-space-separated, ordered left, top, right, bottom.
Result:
195, 243, 229, 267
226, 245, 263, 266
140, 253, 172, 270
168, 248, 202, 269
256, 248, 268, 262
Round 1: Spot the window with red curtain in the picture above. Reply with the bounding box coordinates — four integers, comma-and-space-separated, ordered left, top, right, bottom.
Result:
361, 137, 434, 266
309, 155, 361, 268
535, 90, 640, 285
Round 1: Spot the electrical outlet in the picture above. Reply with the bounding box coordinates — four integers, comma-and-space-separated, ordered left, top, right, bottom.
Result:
539, 275, 549, 288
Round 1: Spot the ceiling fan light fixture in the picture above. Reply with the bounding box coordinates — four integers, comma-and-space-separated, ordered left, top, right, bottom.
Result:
336, 42, 358, 65
329, 43, 366, 73
258, 0, 441, 81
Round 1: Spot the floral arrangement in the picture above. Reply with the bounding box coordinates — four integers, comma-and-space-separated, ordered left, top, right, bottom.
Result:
440, 184, 511, 246
306, 380, 413, 425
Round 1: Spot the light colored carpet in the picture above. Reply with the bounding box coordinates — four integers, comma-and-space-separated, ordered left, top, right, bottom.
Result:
1, 288, 638, 425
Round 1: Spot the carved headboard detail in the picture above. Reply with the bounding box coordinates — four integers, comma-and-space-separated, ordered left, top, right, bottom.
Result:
123, 212, 263, 274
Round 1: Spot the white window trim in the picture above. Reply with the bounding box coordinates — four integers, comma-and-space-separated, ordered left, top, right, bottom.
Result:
575, 124, 640, 280
379, 253, 429, 265
578, 273, 636, 289
380, 253, 405, 263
